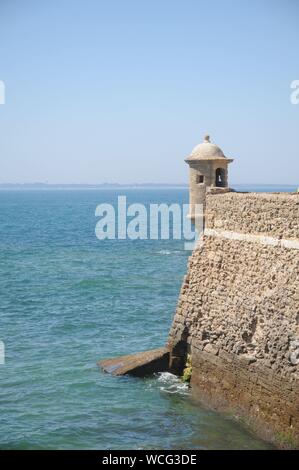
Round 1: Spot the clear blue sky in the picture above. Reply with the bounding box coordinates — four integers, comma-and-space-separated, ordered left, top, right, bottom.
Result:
0, 0, 298, 184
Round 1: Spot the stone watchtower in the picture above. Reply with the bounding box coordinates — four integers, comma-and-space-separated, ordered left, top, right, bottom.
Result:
185, 135, 234, 222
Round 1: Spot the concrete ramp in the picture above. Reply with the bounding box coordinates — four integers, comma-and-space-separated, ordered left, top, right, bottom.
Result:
98, 347, 169, 377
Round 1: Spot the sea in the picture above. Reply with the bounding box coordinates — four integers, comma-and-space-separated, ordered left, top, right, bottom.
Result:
0, 185, 296, 449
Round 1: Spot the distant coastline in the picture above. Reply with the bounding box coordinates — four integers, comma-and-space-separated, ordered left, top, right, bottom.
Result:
0, 183, 297, 191
0, 183, 188, 190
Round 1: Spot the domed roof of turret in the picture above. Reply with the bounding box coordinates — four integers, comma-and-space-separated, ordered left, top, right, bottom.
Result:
185, 135, 231, 161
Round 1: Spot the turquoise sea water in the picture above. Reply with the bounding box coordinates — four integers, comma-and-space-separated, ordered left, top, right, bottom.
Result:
0, 185, 295, 450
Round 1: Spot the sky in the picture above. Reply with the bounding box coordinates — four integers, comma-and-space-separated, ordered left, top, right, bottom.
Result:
0, 0, 298, 184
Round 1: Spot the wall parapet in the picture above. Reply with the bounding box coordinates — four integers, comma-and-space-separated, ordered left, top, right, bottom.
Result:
205, 192, 299, 240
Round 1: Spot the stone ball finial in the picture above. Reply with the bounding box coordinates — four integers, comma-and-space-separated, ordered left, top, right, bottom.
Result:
204, 134, 210, 143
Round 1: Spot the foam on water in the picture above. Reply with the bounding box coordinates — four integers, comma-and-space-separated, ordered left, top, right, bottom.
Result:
156, 372, 190, 395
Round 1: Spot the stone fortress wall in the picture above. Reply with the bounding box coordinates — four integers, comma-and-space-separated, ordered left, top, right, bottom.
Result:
100, 134, 299, 447
168, 191, 299, 447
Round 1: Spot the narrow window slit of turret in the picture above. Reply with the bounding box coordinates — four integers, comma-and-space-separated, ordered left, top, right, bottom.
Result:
215, 168, 225, 187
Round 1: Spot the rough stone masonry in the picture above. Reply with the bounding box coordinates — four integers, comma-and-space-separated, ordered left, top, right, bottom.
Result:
99, 191, 299, 447
168, 191, 299, 447
100, 133, 299, 447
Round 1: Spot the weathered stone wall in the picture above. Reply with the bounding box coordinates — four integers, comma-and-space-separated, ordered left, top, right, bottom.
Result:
168, 192, 299, 447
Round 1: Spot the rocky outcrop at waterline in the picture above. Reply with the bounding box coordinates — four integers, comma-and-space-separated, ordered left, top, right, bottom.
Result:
99, 347, 169, 376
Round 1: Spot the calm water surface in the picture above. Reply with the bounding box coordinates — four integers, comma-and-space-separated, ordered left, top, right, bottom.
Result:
1, 186, 294, 449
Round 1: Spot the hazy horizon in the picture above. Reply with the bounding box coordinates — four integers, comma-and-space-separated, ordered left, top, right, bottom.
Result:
0, 181, 297, 188
0, 0, 298, 185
